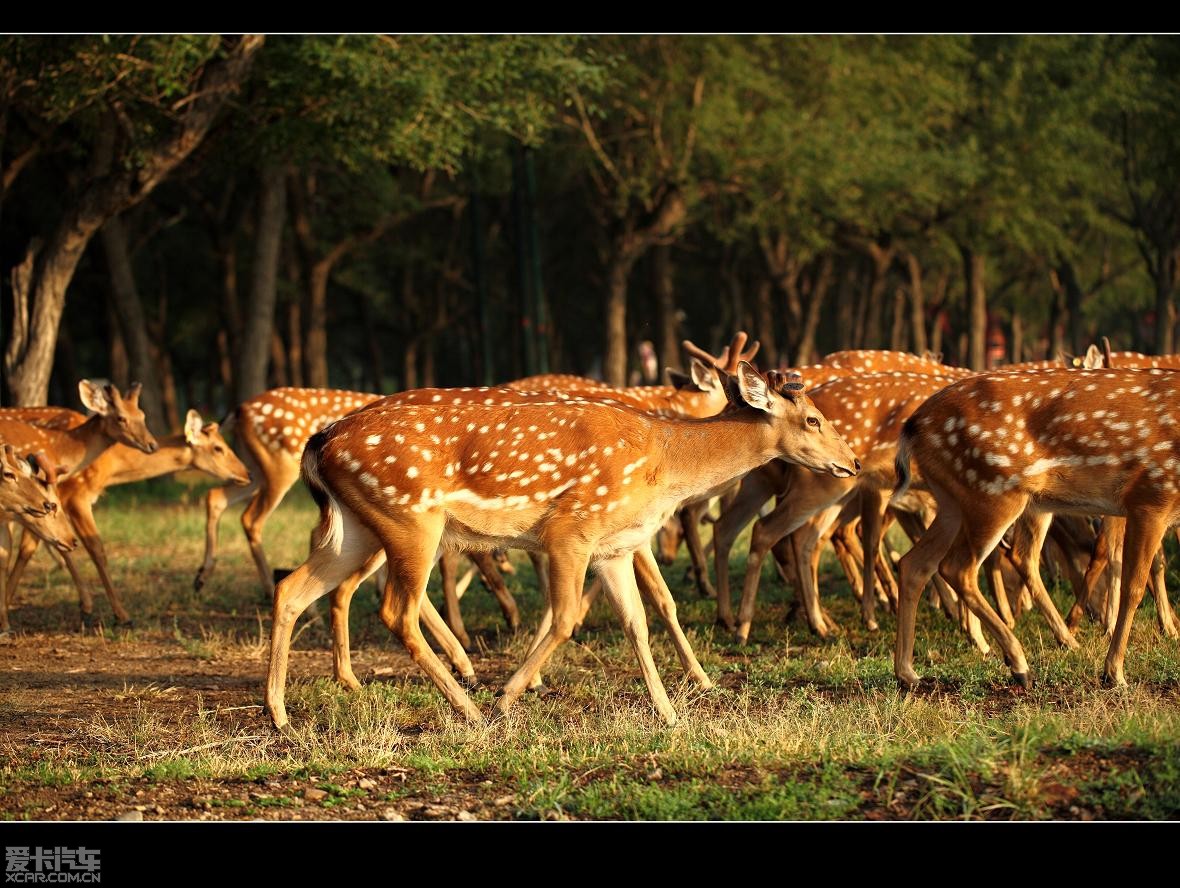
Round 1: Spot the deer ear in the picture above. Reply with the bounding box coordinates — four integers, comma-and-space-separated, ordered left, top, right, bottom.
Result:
1082, 344, 1103, 370
184, 409, 204, 445
734, 361, 775, 414
126, 382, 143, 404
78, 379, 114, 414
689, 357, 719, 392
665, 368, 692, 389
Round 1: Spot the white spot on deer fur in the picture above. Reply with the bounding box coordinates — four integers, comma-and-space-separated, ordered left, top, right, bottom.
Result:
984, 452, 1011, 467
394, 434, 405, 444
359, 472, 378, 487
406, 466, 419, 479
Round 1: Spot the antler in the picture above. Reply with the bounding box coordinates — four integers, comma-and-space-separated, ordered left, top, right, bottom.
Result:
1101, 336, 1113, 368
682, 331, 762, 374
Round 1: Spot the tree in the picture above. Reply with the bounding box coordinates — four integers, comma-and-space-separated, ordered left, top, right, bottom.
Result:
1, 35, 263, 405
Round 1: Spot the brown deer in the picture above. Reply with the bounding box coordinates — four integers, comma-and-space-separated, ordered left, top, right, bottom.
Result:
0, 381, 158, 477
265, 364, 859, 730
509, 333, 762, 601
194, 386, 381, 595
0, 446, 80, 633
723, 372, 958, 641
893, 367, 1180, 690
3, 411, 250, 629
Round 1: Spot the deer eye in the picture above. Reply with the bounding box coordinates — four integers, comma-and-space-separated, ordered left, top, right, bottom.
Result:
117, 416, 128, 425
214, 445, 224, 454
2, 471, 14, 481
806, 416, 820, 428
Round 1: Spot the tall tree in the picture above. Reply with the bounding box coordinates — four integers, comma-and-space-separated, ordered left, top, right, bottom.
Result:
1, 35, 263, 405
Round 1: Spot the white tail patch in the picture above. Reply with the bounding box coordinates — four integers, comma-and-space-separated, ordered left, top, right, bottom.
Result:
301, 441, 344, 556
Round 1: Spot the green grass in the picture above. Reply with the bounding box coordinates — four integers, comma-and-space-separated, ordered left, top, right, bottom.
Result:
1, 486, 1179, 819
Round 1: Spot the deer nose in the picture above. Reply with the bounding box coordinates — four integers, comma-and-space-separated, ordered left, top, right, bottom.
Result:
45, 501, 56, 514
854, 459, 862, 472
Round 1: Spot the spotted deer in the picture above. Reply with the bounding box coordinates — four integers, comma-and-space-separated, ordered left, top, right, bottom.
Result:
893, 367, 1180, 690
4, 411, 250, 630
718, 372, 958, 642
0, 446, 80, 633
265, 364, 859, 730
194, 387, 381, 595
0, 381, 158, 477
304, 383, 736, 704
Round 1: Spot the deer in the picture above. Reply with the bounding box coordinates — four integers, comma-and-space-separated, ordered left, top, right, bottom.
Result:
0, 381, 158, 478
892, 366, 1180, 691
509, 333, 763, 602
2, 410, 250, 630
313, 382, 732, 696
721, 371, 959, 642
193, 386, 382, 596
0, 446, 81, 633
0, 381, 159, 628
265, 363, 860, 730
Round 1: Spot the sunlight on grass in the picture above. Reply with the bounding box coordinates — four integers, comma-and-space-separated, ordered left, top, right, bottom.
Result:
1, 490, 1179, 819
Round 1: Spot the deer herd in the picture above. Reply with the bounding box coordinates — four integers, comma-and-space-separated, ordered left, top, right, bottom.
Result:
2, 333, 1179, 731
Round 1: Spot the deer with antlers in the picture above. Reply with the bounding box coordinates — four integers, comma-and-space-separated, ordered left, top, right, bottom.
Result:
893, 366, 1180, 690
265, 364, 859, 730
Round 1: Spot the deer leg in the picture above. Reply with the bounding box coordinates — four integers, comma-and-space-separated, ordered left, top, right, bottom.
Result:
860, 488, 887, 631
65, 498, 132, 627
437, 550, 472, 651
5, 527, 41, 607
1103, 519, 1127, 637
375, 523, 484, 725
497, 540, 591, 717
633, 545, 711, 688
1148, 548, 1177, 639
527, 551, 550, 609
1103, 511, 1168, 687
829, 521, 864, 602
1070, 517, 1114, 629
680, 501, 716, 599
470, 551, 521, 631
195, 445, 260, 591
0, 524, 11, 633
596, 553, 678, 725
266, 511, 384, 730
241, 457, 300, 599
896, 489, 963, 689
984, 548, 1015, 628
713, 470, 777, 630
1009, 511, 1079, 648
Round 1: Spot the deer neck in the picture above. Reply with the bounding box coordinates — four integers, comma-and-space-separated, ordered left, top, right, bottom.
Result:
654, 409, 779, 501
58, 415, 118, 476
90, 433, 192, 487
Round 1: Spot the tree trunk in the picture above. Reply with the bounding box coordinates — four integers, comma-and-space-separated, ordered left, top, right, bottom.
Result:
1011, 311, 1024, 364
863, 241, 894, 350
99, 215, 168, 433
236, 164, 287, 402
403, 339, 418, 391
835, 261, 856, 351
961, 244, 988, 371
105, 298, 129, 390
604, 250, 635, 387
795, 254, 833, 366
269, 329, 289, 388
1054, 259, 1087, 355
2, 36, 263, 406
653, 244, 682, 373
751, 279, 777, 369
902, 251, 928, 355
890, 286, 907, 352
1154, 251, 1175, 355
